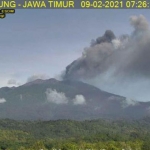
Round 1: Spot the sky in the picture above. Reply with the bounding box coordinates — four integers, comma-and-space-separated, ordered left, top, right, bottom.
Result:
1, 9, 150, 101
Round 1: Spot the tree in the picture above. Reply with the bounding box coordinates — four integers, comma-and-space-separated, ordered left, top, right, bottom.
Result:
142, 140, 150, 150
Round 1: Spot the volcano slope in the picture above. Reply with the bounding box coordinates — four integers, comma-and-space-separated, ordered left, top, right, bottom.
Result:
0, 78, 149, 120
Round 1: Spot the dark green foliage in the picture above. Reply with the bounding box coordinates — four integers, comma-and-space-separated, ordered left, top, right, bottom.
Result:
142, 139, 150, 150
0, 118, 149, 149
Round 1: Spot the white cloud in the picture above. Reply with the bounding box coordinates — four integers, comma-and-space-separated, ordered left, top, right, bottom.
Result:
122, 98, 139, 108
73, 95, 86, 105
45, 89, 87, 105
46, 88, 68, 104
0, 98, 6, 103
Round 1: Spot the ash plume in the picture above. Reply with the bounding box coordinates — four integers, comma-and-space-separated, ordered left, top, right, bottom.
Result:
63, 30, 116, 80
130, 15, 149, 33
91, 30, 116, 46
62, 15, 150, 102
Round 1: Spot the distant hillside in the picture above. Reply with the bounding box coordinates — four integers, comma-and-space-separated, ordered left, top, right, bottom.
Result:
0, 78, 149, 120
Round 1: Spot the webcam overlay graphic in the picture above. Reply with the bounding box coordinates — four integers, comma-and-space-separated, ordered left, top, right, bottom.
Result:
0, 0, 150, 9
0, 9, 15, 18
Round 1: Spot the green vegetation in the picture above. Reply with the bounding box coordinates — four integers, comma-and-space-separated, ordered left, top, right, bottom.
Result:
0, 118, 150, 149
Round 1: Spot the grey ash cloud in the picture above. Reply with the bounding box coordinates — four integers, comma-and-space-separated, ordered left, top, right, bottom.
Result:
63, 30, 116, 80
91, 30, 116, 46
63, 15, 150, 80
130, 15, 149, 33
62, 15, 150, 101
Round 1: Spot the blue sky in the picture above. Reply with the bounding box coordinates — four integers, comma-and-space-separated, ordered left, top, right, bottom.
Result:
1, 9, 150, 87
